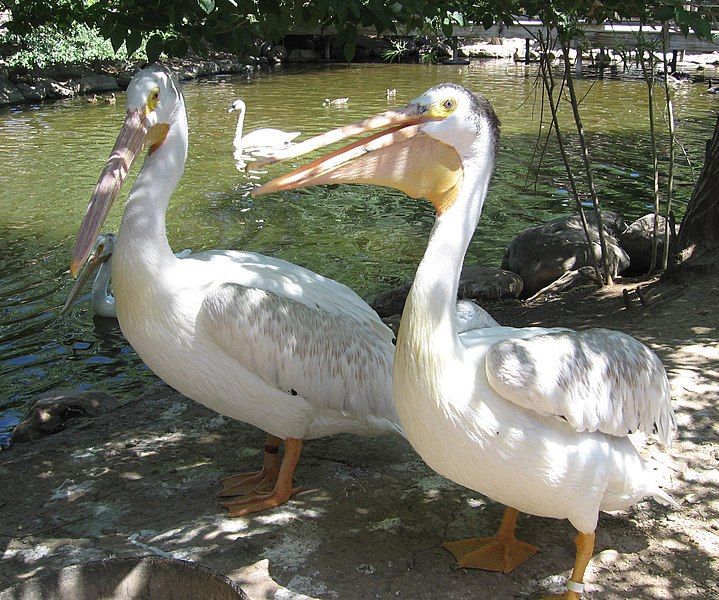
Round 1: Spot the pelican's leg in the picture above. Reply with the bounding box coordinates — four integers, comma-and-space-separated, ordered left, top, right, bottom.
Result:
217, 434, 281, 497
443, 506, 539, 573
221, 438, 303, 517
542, 531, 595, 599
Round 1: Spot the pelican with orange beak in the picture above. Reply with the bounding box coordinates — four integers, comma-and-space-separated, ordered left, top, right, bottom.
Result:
250, 83, 676, 598
66, 64, 407, 517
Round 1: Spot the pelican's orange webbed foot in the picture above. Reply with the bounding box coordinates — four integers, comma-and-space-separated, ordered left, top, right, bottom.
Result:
217, 434, 281, 498
443, 507, 538, 574
221, 437, 303, 517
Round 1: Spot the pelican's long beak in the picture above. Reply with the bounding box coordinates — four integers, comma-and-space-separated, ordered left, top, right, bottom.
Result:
69, 110, 169, 277
61, 244, 111, 315
250, 104, 463, 214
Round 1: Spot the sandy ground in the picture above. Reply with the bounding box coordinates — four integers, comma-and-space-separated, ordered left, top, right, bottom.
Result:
1, 273, 718, 599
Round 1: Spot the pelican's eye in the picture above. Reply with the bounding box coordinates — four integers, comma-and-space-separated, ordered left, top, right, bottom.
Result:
147, 87, 160, 113
442, 97, 457, 112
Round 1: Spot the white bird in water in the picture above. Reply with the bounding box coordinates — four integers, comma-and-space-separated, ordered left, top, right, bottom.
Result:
228, 98, 300, 170
386, 88, 397, 99
63, 233, 191, 319
65, 65, 403, 517
251, 83, 677, 598
323, 97, 349, 107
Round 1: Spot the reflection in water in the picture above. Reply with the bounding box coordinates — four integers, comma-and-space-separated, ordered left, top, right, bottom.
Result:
0, 62, 716, 435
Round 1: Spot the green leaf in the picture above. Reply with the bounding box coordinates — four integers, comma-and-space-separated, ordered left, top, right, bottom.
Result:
481, 13, 494, 31
198, 0, 215, 14
125, 29, 142, 57
441, 20, 453, 39
349, 0, 360, 20
110, 27, 125, 53
146, 33, 163, 62
336, 1, 347, 24
164, 37, 189, 57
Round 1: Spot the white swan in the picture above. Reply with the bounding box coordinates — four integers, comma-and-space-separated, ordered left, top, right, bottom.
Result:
323, 97, 349, 107
251, 82, 677, 599
229, 98, 300, 154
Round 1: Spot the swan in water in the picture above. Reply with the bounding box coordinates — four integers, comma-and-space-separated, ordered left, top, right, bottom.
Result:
251, 82, 677, 598
323, 97, 349, 107
229, 98, 300, 151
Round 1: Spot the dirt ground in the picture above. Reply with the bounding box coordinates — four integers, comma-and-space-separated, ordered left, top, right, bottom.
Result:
1, 272, 717, 599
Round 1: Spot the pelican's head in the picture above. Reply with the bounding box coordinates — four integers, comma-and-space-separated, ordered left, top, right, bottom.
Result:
228, 99, 247, 114
61, 233, 116, 315
251, 83, 498, 215
69, 64, 182, 278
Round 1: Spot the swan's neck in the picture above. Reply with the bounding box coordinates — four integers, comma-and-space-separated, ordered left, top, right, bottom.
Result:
397, 156, 493, 364
233, 108, 245, 149
114, 111, 188, 293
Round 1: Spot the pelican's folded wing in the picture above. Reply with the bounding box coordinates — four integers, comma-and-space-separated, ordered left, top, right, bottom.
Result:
197, 281, 398, 434
485, 328, 676, 445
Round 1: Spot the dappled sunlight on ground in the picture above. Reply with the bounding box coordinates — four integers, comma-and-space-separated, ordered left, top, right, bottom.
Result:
1, 273, 718, 598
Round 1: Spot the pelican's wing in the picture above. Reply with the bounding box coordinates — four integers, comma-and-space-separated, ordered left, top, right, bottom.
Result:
485, 328, 675, 445
191, 250, 394, 345
197, 281, 398, 434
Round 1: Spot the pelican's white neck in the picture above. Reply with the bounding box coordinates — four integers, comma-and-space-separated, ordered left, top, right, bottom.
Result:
116, 108, 188, 269
401, 152, 494, 343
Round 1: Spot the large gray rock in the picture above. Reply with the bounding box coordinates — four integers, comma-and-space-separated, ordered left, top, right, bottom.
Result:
372, 265, 522, 318
77, 74, 118, 94
619, 213, 672, 275
11, 389, 120, 444
502, 211, 629, 296
0, 76, 24, 105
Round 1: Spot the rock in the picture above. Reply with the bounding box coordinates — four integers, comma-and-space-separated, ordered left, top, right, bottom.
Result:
0, 76, 24, 105
76, 74, 118, 94
619, 213, 672, 276
372, 265, 522, 318
16, 81, 47, 101
269, 45, 287, 62
116, 70, 136, 89
198, 61, 221, 76
286, 48, 321, 63
502, 211, 629, 296
11, 390, 120, 444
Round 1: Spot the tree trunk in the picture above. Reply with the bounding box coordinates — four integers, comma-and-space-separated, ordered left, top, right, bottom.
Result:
670, 113, 719, 275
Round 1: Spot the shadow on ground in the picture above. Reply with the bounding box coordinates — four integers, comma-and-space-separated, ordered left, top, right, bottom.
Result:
1, 273, 717, 599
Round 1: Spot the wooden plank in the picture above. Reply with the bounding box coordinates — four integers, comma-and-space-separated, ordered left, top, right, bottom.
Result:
289, 20, 719, 53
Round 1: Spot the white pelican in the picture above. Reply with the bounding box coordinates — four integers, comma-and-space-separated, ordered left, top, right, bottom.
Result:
228, 98, 300, 152
62, 233, 191, 319
323, 97, 349, 107
251, 83, 677, 598
66, 65, 402, 517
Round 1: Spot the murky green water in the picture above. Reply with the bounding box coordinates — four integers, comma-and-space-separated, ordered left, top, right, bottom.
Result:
0, 61, 716, 440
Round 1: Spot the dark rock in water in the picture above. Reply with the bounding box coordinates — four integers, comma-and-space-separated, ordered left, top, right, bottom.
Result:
11, 390, 120, 444
619, 213, 672, 276
0, 76, 24, 105
76, 74, 118, 94
502, 211, 629, 296
372, 265, 522, 318
0, 556, 249, 600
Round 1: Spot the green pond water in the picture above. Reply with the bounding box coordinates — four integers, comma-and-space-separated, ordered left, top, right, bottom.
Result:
0, 61, 717, 441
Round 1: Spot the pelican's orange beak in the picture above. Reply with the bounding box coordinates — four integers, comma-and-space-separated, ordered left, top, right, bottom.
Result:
69, 110, 169, 277
250, 103, 463, 214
